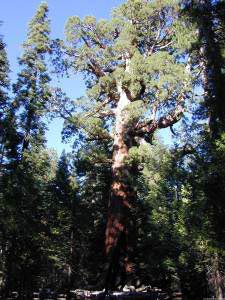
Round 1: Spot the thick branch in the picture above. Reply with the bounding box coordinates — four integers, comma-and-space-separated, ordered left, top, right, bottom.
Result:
81, 33, 115, 78
86, 134, 113, 142
88, 61, 105, 77
92, 32, 107, 49
157, 102, 184, 129
134, 94, 185, 137
87, 60, 115, 78
171, 143, 196, 160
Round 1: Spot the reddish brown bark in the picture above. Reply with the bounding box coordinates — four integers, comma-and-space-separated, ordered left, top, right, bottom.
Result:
105, 86, 134, 290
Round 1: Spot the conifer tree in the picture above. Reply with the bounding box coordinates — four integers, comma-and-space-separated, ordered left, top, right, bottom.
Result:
13, 2, 51, 153
1, 3, 53, 296
194, 2, 225, 297
49, 151, 78, 290
177, 1, 225, 297
0, 24, 10, 164
0, 28, 20, 290
0, 26, 9, 113
184, 0, 225, 137
73, 140, 111, 289
60, 0, 194, 289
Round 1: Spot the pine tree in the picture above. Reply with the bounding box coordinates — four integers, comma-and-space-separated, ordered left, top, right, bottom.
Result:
73, 140, 111, 289
1, 4, 53, 296
0, 23, 10, 164
0, 23, 9, 173
181, 1, 225, 297
0, 27, 18, 294
0, 23, 10, 116
48, 151, 78, 290
13, 2, 51, 154
184, 0, 225, 137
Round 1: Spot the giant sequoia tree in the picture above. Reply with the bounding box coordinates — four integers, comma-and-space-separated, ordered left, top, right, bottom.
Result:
60, 0, 193, 289
1, 1, 225, 297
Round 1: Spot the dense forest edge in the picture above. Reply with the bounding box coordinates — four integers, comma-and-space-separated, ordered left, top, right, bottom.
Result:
0, 0, 225, 299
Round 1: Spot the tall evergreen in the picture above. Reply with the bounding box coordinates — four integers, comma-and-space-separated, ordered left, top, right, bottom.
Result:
1, 3, 53, 296
0, 24, 9, 165
73, 140, 111, 289
13, 2, 51, 153
183, 0, 225, 137
196, 2, 225, 297
0, 24, 11, 164
177, 1, 225, 297
0, 24, 9, 115
49, 151, 78, 290
61, 0, 194, 289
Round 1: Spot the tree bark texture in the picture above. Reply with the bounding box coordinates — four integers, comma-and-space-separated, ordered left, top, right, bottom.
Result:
198, 0, 225, 137
105, 84, 134, 291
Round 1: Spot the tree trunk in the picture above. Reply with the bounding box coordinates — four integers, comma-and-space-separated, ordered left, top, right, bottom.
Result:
198, 0, 225, 137
105, 84, 134, 291
21, 107, 34, 153
214, 269, 224, 300
208, 255, 225, 300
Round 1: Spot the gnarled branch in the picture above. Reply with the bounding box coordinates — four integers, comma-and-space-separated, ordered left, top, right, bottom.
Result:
134, 93, 186, 138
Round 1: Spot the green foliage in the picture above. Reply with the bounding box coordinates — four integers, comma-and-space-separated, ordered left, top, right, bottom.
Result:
1, 147, 57, 291
0, 29, 9, 103
13, 2, 51, 151
1, 1, 225, 299
72, 140, 111, 289
63, 0, 193, 147
215, 133, 225, 169
25, 2, 50, 53
123, 100, 147, 125
172, 18, 197, 51
0, 25, 11, 161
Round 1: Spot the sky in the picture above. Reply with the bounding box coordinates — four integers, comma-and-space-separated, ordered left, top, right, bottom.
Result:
1, 0, 172, 155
